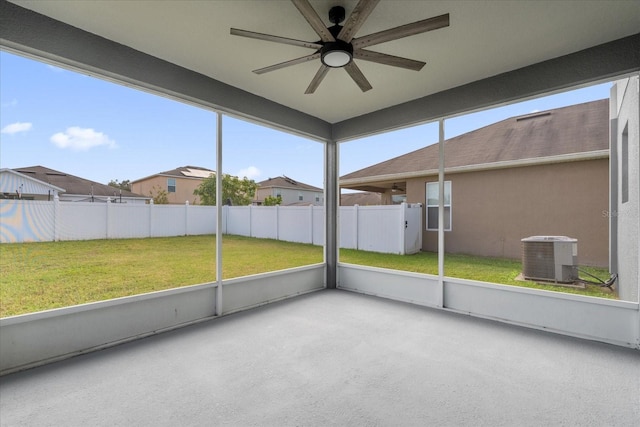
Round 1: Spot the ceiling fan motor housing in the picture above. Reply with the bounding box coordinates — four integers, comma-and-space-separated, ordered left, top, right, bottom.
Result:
321, 39, 353, 67
321, 10, 353, 68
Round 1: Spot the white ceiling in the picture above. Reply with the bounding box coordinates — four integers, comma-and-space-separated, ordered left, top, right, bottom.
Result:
10, 0, 640, 123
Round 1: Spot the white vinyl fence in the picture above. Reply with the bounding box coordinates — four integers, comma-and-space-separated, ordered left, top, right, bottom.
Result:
0, 199, 422, 254
224, 205, 324, 245
340, 204, 422, 254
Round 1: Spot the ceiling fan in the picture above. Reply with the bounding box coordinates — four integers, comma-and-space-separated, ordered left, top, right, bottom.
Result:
391, 183, 405, 192
230, 0, 449, 94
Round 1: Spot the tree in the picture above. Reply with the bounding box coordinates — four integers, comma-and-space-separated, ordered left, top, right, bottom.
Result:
148, 185, 169, 204
193, 174, 257, 206
108, 179, 131, 191
263, 195, 282, 206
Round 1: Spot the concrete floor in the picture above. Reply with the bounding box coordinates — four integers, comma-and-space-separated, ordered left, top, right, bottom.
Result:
1, 289, 638, 426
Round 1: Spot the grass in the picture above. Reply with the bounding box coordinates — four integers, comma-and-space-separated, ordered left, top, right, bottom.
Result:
0, 235, 614, 317
0, 235, 322, 317
340, 249, 615, 298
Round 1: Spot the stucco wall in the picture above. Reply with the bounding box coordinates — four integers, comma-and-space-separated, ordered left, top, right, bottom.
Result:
611, 76, 640, 302
132, 176, 203, 205
405, 159, 609, 266
255, 187, 323, 206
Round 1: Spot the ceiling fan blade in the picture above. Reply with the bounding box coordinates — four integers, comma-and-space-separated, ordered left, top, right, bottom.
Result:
253, 53, 321, 74
291, 0, 335, 43
354, 49, 425, 71
231, 28, 322, 50
352, 13, 450, 49
337, 0, 380, 43
305, 65, 330, 94
344, 62, 372, 92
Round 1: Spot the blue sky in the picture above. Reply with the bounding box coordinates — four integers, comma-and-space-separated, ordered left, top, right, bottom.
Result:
1, 50, 612, 190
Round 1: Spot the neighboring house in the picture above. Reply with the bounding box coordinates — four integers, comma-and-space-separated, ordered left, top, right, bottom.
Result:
1, 166, 148, 203
610, 76, 639, 302
255, 176, 323, 206
131, 165, 215, 205
340, 191, 382, 206
340, 99, 610, 266
1, 168, 64, 200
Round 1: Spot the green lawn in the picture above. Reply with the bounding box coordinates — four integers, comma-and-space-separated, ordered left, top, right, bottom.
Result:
341, 249, 615, 298
0, 235, 614, 317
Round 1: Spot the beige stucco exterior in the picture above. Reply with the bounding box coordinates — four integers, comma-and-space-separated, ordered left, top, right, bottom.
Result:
397, 159, 609, 266
254, 176, 323, 206
254, 186, 323, 206
131, 175, 205, 205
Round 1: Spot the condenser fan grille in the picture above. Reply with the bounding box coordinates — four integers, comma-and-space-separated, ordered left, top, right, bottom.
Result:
521, 236, 578, 283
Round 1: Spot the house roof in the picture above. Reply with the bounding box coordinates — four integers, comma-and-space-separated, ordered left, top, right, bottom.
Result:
340, 192, 382, 206
257, 176, 322, 192
11, 166, 146, 199
131, 166, 215, 183
1, 168, 66, 195
341, 99, 609, 186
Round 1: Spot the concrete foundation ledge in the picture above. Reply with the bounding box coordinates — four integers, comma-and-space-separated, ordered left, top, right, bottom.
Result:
222, 263, 325, 314
1, 263, 326, 375
338, 262, 441, 306
337, 263, 639, 349
0, 282, 218, 375
444, 278, 640, 349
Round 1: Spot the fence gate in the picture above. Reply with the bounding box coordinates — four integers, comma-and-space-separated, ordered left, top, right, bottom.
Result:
403, 203, 423, 254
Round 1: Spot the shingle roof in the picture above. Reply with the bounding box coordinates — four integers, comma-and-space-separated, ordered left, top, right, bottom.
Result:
341, 99, 609, 181
157, 166, 215, 178
11, 166, 146, 198
131, 166, 215, 183
257, 175, 322, 191
340, 192, 382, 206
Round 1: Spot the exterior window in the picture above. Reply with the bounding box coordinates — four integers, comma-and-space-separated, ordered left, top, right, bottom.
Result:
315, 194, 320, 202
426, 181, 451, 231
298, 192, 303, 201
391, 194, 406, 205
167, 178, 176, 193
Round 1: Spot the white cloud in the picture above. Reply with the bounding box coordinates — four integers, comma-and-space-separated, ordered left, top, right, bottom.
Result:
530, 109, 540, 113
237, 166, 261, 180
50, 127, 117, 151
1, 122, 32, 135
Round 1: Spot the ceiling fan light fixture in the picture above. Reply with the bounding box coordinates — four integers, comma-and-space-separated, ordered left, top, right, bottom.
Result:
321, 41, 353, 68
322, 50, 351, 67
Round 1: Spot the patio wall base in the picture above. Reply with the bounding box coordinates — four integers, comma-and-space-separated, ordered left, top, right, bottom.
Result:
338, 263, 640, 349
0, 264, 325, 376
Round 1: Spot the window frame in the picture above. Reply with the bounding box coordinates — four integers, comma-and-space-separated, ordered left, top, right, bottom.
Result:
426, 181, 452, 231
167, 178, 176, 193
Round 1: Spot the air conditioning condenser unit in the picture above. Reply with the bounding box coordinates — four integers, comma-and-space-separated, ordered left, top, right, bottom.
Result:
521, 236, 578, 283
